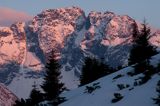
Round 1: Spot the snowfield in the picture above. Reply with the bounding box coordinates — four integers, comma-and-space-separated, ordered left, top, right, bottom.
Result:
7, 69, 43, 99
60, 54, 160, 106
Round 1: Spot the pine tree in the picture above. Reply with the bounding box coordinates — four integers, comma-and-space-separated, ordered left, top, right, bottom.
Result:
41, 50, 65, 105
128, 20, 157, 65
28, 83, 43, 106
153, 80, 160, 106
80, 57, 114, 86
80, 57, 94, 86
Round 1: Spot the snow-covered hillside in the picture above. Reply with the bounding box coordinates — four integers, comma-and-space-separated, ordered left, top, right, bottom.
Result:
60, 54, 160, 106
7, 68, 43, 99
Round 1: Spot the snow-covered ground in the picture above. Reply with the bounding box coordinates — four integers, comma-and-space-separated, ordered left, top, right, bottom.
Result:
61, 64, 80, 89
7, 68, 43, 99
60, 54, 160, 106
7, 51, 44, 99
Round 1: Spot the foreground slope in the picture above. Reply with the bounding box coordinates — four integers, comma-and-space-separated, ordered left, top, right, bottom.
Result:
60, 54, 160, 106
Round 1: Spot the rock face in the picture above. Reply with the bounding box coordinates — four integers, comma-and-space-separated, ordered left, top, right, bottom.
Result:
27, 7, 137, 72
0, 83, 18, 106
0, 22, 26, 65
0, 22, 26, 84
29, 7, 86, 56
0, 6, 160, 98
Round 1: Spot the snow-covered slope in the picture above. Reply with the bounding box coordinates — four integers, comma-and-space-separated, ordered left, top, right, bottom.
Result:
8, 68, 43, 99
0, 83, 18, 106
60, 54, 160, 106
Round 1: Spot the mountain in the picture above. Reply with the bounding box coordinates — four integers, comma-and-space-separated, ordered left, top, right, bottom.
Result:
60, 54, 160, 106
0, 6, 159, 99
26, 7, 138, 89
0, 83, 18, 106
26, 6, 160, 88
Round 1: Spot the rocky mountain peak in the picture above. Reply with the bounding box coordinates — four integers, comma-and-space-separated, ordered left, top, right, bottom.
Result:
28, 6, 86, 55
88, 11, 115, 26
106, 15, 136, 39
31, 6, 86, 32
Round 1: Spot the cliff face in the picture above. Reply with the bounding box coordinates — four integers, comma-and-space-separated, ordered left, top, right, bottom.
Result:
0, 22, 26, 84
0, 22, 26, 65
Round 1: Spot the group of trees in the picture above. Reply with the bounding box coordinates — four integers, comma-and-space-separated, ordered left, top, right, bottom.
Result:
128, 20, 157, 78
80, 57, 114, 86
14, 53, 114, 106
14, 51, 65, 106
127, 21, 160, 106
129, 20, 157, 65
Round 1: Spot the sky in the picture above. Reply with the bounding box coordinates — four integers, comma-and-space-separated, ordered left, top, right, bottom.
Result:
0, 0, 160, 28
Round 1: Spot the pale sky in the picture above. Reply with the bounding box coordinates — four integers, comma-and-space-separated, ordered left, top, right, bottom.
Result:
0, 0, 160, 28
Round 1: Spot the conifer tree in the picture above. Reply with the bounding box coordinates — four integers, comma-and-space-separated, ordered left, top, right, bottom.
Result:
80, 57, 114, 86
128, 20, 157, 65
28, 82, 43, 106
41, 50, 65, 105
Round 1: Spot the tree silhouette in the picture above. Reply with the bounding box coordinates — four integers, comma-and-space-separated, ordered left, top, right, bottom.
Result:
80, 57, 114, 86
128, 20, 157, 65
41, 50, 65, 105
28, 82, 43, 106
